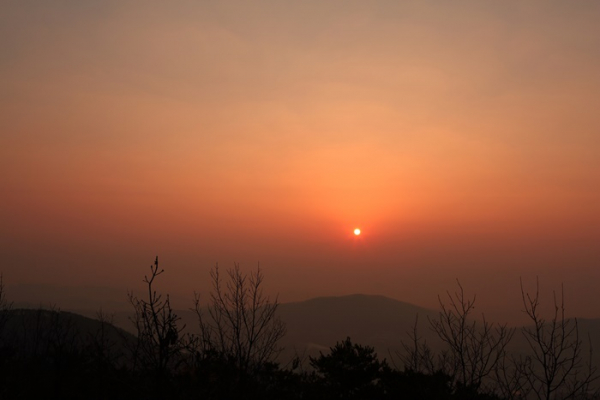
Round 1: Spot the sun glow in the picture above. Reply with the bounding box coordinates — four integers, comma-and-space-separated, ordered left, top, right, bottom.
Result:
354, 228, 361, 236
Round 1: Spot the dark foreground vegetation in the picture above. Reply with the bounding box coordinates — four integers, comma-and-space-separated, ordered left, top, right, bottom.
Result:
0, 260, 598, 400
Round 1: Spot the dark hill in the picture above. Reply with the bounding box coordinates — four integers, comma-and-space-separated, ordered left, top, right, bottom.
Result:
276, 294, 439, 361
43, 293, 600, 371
0, 308, 135, 359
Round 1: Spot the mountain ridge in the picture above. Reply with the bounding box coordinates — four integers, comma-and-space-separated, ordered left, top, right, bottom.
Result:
5, 293, 600, 368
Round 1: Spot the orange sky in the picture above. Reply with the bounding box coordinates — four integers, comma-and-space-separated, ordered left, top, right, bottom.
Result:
1, 1, 599, 324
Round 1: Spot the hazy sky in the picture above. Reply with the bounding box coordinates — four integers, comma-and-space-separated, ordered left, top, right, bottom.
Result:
1, 1, 599, 323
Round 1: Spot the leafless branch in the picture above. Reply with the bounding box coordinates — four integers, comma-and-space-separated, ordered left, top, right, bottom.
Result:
519, 278, 598, 400
429, 280, 515, 392
192, 263, 286, 376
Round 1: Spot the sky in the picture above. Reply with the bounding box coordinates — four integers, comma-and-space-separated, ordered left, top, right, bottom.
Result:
1, 1, 599, 324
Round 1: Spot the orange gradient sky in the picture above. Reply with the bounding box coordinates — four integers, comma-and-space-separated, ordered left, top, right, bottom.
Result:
1, 1, 599, 323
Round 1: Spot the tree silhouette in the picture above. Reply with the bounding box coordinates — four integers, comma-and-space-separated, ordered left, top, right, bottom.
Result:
0, 274, 11, 337
310, 337, 388, 400
429, 280, 514, 394
193, 263, 285, 378
128, 257, 186, 381
398, 314, 438, 374
518, 279, 598, 400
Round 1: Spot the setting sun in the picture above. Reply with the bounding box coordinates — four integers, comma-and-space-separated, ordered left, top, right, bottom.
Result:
354, 228, 361, 236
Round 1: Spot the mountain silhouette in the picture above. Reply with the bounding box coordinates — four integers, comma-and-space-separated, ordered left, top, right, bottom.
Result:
11, 292, 600, 370
275, 294, 439, 362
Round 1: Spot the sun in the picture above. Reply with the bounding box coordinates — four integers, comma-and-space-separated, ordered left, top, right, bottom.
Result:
353, 228, 361, 236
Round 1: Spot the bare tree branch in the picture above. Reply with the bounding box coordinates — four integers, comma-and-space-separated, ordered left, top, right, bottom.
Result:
519, 278, 599, 400
128, 257, 186, 379
429, 280, 515, 393
192, 263, 286, 377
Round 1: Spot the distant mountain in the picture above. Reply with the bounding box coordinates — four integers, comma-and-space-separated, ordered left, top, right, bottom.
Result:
106, 293, 440, 363
276, 294, 439, 359
0, 308, 135, 358
11, 291, 600, 370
